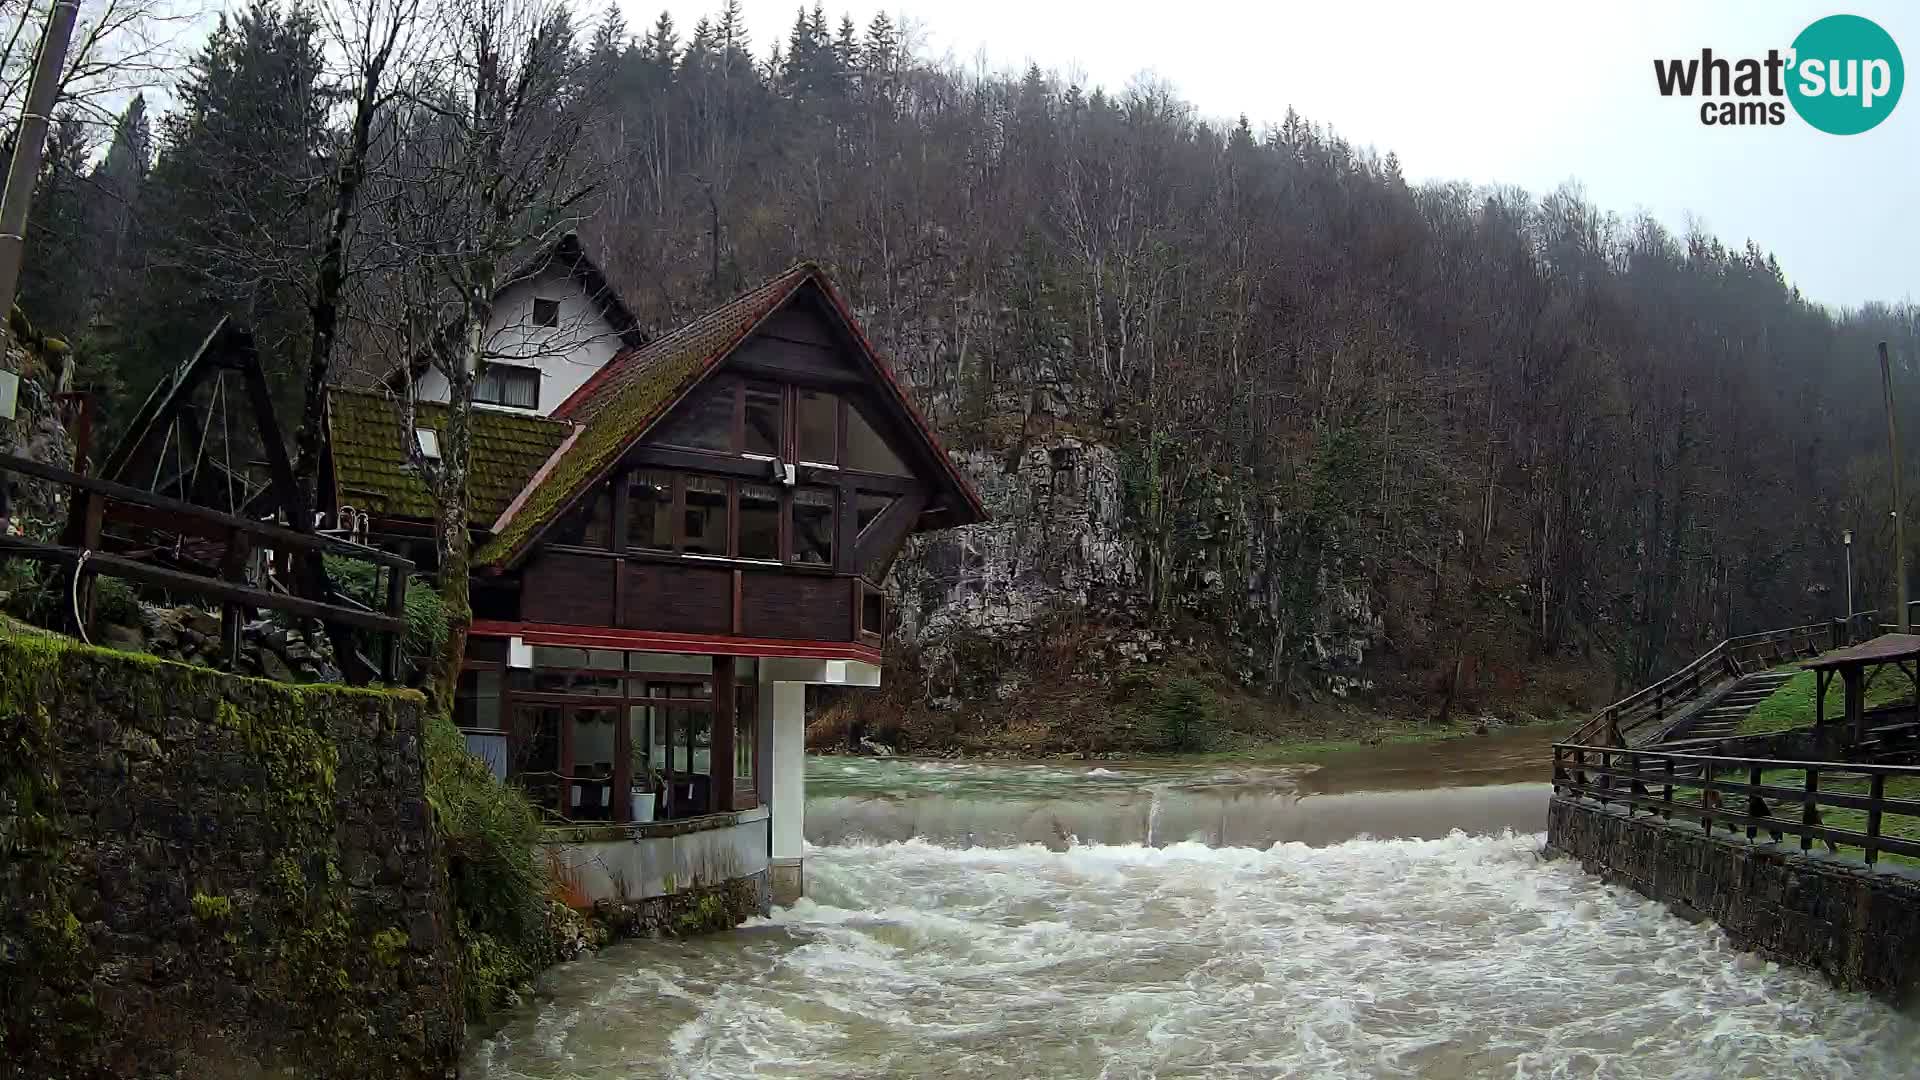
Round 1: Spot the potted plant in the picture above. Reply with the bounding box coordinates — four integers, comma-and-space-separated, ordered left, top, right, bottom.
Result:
630, 762, 661, 824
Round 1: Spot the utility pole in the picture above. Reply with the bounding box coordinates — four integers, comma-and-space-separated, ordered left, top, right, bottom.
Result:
1882, 341, 1908, 633
0, 0, 83, 319
1844, 528, 1855, 625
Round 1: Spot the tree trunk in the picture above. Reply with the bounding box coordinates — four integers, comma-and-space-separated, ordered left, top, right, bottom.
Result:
427, 311, 483, 717
423, 249, 495, 707
289, 60, 389, 532
429, 498, 471, 718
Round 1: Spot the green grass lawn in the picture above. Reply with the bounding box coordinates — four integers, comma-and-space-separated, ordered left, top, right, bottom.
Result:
1738, 664, 1915, 736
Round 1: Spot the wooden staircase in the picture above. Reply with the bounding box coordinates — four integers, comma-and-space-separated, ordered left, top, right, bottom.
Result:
1569, 619, 1859, 749
1660, 669, 1798, 743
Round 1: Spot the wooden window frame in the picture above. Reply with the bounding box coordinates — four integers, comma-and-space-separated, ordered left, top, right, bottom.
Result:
856, 580, 885, 645
795, 387, 843, 467
554, 463, 846, 573
466, 657, 766, 822
474, 363, 541, 410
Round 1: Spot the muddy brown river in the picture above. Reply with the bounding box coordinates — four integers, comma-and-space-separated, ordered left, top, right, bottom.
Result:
465, 727, 1920, 1078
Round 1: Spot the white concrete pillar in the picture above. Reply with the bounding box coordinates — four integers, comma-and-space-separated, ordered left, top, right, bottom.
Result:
767, 679, 807, 904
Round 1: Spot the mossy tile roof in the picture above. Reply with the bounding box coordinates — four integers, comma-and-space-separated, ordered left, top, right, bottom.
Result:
327, 387, 571, 522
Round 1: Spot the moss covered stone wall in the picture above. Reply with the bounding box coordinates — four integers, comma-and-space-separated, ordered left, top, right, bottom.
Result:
0, 629, 461, 1078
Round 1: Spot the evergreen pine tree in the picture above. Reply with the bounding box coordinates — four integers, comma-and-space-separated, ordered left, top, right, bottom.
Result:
863, 11, 896, 73
834, 15, 858, 76
114, 0, 328, 411
14, 116, 93, 337
717, 0, 749, 66
589, 2, 628, 69
1229, 113, 1256, 153
643, 11, 678, 74
684, 17, 716, 72
782, 6, 814, 89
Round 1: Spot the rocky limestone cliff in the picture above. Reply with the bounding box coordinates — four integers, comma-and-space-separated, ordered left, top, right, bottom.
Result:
853, 432, 1394, 754
896, 438, 1138, 643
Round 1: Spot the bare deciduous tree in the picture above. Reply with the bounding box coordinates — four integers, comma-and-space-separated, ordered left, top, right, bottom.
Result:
358, 0, 601, 709
0, 0, 189, 131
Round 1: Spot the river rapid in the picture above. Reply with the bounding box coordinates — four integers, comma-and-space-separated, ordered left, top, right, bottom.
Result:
466, 728, 1920, 1078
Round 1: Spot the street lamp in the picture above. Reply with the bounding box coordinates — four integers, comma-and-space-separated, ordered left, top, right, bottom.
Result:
1844, 529, 1855, 626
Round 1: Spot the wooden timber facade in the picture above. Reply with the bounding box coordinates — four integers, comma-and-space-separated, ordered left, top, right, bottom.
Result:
324, 256, 984, 834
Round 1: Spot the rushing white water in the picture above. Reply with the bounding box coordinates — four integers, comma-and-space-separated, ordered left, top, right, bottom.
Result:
466, 754, 1920, 1079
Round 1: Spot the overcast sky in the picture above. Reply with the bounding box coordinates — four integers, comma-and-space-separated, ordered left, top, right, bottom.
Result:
631, 0, 1916, 309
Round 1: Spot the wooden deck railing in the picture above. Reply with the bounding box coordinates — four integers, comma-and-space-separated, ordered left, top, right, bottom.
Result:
0, 451, 412, 681
1552, 744, 1920, 866
1569, 616, 1879, 747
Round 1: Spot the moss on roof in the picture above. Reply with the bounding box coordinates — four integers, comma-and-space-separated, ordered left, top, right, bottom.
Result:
476, 264, 815, 566
327, 388, 571, 523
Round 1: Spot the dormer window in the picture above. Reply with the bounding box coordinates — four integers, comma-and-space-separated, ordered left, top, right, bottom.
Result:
531, 297, 561, 327
475, 364, 539, 410
414, 428, 441, 460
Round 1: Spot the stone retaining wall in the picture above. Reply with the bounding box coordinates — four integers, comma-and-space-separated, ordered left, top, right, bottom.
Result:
0, 629, 461, 1078
1547, 796, 1920, 1003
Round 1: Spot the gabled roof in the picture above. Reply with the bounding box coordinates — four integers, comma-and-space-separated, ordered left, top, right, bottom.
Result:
524, 232, 646, 349
477, 261, 988, 568
327, 387, 572, 522
375, 231, 643, 393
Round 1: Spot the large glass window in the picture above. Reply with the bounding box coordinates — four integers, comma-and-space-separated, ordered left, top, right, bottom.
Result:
734, 683, 756, 787
793, 487, 835, 565
656, 379, 736, 452
513, 703, 563, 814
798, 389, 838, 463
454, 669, 503, 729
568, 705, 620, 821
627, 471, 673, 551
847, 404, 911, 475
476, 364, 539, 409
744, 381, 782, 456
683, 476, 729, 556
629, 705, 657, 816
739, 483, 781, 560
548, 481, 614, 547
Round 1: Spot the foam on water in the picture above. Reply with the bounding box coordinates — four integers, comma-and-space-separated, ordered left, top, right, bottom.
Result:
464, 831, 1920, 1079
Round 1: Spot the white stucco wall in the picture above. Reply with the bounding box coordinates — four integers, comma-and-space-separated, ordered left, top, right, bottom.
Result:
413, 267, 624, 416
542, 806, 771, 903
767, 680, 808, 866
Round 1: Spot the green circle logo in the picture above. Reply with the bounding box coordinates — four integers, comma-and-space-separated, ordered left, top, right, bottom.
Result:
1788, 14, 1904, 134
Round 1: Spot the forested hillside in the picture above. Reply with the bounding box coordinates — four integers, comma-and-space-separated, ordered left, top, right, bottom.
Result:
14, 0, 1920, 747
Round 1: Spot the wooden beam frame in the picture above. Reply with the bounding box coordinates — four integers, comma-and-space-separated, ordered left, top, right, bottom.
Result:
851, 491, 927, 572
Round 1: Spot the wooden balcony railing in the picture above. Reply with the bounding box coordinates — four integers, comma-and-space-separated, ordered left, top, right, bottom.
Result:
0, 451, 412, 680
1552, 744, 1920, 866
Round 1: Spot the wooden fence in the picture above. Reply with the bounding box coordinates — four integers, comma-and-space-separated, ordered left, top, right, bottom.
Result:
1552, 744, 1920, 866
0, 451, 411, 680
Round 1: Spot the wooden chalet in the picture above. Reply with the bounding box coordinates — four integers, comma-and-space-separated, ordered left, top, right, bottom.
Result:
323, 251, 985, 903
